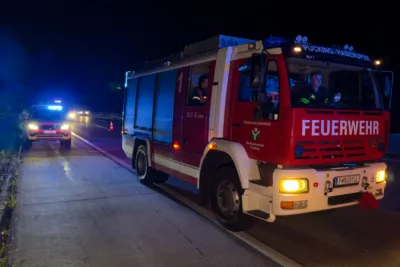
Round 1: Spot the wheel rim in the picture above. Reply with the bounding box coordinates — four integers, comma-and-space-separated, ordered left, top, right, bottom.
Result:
216, 180, 240, 218
136, 151, 147, 179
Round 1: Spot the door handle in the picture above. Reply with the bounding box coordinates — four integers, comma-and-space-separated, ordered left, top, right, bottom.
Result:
182, 139, 188, 146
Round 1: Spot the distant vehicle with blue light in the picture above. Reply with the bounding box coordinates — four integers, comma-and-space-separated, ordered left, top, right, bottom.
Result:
23, 103, 72, 149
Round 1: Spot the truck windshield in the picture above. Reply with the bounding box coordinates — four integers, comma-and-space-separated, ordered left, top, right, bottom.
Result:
30, 110, 64, 121
287, 58, 382, 110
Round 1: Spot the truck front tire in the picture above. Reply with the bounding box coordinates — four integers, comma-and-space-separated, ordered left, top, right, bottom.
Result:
211, 164, 254, 232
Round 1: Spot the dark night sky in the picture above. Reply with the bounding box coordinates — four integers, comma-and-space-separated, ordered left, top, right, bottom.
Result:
0, 1, 398, 112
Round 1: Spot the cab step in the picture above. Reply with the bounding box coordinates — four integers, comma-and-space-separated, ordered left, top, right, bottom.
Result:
246, 210, 270, 220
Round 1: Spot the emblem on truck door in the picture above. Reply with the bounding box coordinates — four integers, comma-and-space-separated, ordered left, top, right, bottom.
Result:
252, 128, 260, 141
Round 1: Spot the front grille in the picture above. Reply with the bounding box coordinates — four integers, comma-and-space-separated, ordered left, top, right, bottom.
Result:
33, 134, 65, 138
29, 133, 68, 137
40, 124, 60, 130
294, 110, 387, 161
295, 140, 367, 159
328, 192, 363, 206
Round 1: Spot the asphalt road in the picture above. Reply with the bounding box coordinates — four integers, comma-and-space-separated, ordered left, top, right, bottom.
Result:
70, 116, 400, 267
11, 129, 277, 267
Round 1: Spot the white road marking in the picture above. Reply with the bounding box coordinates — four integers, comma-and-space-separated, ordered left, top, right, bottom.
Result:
71, 132, 131, 169
156, 183, 303, 267
94, 124, 109, 130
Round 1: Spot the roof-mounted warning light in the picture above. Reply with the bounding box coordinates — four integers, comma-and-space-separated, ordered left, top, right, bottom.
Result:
343, 44, 354, 51
54, 100, 62, 103
294, 35, 308, 44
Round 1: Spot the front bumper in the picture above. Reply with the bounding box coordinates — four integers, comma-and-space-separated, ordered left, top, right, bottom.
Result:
27, 130, 71, 141
273, 162, 386, 216
242, 162, 386, 221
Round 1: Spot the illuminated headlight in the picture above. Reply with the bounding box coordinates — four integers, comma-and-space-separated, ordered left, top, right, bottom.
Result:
28, 123, 38, 130
85, 111, 90, 114
279, 178, 309, 194
376, 171, 386, 183
61, 124, 70, 130
68, 112, 76, 119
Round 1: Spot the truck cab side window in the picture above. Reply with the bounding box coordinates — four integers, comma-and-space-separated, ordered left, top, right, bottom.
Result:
237, 59, 280, 108
186, 63, 211, 106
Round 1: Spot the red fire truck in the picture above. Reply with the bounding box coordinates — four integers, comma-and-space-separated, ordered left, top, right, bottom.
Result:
122, 35, 392, 231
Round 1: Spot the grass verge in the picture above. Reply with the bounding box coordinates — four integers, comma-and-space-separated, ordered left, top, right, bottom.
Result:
0, 151, 18, 267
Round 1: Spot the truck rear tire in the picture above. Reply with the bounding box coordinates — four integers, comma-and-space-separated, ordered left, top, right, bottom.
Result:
135, 145, 169, 185
135, 145, 154, 185
211, 164, 254, 232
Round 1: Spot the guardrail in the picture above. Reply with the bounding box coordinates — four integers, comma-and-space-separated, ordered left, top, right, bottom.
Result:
90, 112, 122, 120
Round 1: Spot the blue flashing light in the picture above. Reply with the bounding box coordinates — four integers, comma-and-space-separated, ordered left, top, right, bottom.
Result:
48, 105, 63, 111
54, 100, 61, 103
218, 35, 256, 49
263, 36, 290, 49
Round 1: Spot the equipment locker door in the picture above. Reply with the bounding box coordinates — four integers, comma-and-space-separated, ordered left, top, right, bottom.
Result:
181, 61, 215, 158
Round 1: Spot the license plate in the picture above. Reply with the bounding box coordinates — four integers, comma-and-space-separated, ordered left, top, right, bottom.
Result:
334, 175, 360, 187
44, 130, 56, 134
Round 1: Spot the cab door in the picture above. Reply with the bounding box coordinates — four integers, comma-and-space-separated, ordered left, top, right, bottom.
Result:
180, 61, 215, 163
230, 55, 287, 162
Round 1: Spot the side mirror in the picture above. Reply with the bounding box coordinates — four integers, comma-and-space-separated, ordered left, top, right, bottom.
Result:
373, 69, 394, 110
249, 53, 264, 88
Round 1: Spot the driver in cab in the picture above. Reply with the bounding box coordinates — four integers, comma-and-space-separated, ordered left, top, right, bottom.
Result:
297, 71, 342, 106
298, 71, 330, 106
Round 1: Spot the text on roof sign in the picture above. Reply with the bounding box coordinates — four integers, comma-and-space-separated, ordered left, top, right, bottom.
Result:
301, 44, 371, 62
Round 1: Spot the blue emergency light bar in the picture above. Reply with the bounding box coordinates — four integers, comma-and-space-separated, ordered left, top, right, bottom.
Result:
48, 105, 63, 111
54, 100, 61, 103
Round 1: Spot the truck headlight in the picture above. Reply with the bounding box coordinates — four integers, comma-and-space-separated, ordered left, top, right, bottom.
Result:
279, 178, 309, 194
61, 124, 69, 130
68, 112, 76, 119
376, 171, 385, 183
28, 123, 38, 130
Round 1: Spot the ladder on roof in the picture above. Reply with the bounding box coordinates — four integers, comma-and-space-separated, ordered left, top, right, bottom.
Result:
144, 35, 256, 67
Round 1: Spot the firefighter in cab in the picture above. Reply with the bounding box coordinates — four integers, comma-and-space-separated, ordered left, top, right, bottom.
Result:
297, 71, 343, 106
298, 71, 330, 105
191, 74, 208, 106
